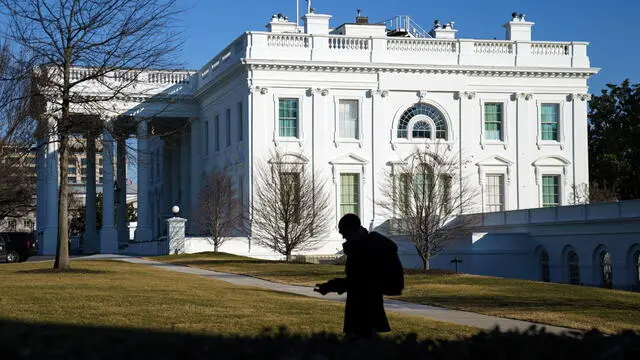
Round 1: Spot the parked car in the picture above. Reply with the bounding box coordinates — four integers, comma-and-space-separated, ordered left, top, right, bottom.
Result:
0, 232, 38, 263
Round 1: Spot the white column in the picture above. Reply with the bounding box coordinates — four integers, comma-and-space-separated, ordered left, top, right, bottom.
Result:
116, 134, 128, 245
35, 138, 46, 241
83, 129, 98, 253
42, 133, 59, 255
179, 130, 191, 227
369, 89, 388, 231
99, 130, 118, 253
134, 120, 152, 242
189, 117, 201, 234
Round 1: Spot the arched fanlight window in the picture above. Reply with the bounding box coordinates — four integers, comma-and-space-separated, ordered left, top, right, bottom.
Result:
539, 250, 550, 282
567, 251, 580, 285
412, 121, 431, 138
600, 250, 613, 288
397, 104, 447, 140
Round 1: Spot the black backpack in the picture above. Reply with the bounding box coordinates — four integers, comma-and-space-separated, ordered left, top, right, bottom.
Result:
370, 232, 405, 296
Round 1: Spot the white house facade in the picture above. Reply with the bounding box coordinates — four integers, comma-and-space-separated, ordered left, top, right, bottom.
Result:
38, 9, 640, 288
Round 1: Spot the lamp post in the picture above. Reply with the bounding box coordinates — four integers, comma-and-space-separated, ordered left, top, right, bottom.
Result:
450, 256, 463, 273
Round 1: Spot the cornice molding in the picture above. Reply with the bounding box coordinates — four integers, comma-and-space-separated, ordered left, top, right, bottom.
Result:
244, 61, 598, 79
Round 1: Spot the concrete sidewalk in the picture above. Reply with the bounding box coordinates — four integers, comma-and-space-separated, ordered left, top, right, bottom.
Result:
69, 254, 579, 336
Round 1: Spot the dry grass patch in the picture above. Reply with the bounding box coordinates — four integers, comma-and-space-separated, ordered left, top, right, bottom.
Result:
0, 260, 477, 340
153, 252, 640, 334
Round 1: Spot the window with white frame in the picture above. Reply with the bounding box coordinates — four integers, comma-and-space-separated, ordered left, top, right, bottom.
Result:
484, 103, 503, 141
237, 102, 243, 141
541, 175, 560, 207
340, 173, 360, 217
541, 103, 560, 141
214, 115, 220, 151
225, 108, 231, 147
485, 174, 504, 212
279, 99, 299, 137
339, 100, 359, 139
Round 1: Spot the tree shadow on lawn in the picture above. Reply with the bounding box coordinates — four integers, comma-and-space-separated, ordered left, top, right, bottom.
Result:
398, 293, 640, 313
0, 319, 638, 359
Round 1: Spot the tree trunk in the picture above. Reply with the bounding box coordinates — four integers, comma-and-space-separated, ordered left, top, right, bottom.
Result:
214, 243, 219, 253
286, 252, 292, 262
422, 254, 430, 271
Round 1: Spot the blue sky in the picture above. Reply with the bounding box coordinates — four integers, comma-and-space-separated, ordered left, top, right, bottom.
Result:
176, 0, 639, 94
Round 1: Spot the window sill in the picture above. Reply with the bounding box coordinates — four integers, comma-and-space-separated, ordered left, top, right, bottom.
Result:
391, 139, 454, 150
537, 140, 564, 150
334, 139, 363, 147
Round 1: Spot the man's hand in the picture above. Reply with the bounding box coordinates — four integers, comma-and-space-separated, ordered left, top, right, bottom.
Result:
314, 282, 331, 295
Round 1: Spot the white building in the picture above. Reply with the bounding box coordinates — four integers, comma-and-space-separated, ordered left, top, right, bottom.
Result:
37, 9, 640, 289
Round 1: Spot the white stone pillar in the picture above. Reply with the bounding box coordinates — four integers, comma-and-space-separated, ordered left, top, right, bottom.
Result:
35, 138, 46, 241
42, 132, 59, 255
167, 214, 187, 255
369, 89, 388, 231
189, 117, 201, 233
134, 120, 152, 242
116, 135, 128, 245
83, 129, 98, 253
179, 130, 191, 226
99, 130, 118, 253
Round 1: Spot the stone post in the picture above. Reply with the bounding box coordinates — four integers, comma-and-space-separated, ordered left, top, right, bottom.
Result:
167, 206, 187, 255
42, 130, 59, 255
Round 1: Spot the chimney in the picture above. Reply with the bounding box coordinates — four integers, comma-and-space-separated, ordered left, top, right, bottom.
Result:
304, 12, 332, 35
428, 20, 458, 39
355, 9, 368, 24
266, 13, 298, 33
503, 12, 534, 41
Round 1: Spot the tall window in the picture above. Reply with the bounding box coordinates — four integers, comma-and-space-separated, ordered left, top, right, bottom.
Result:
634, 251, 640, 284
279, 99, 299, 137
486, 174, 505, 212
280, 172, 301, 221
203, 120, 209, 155
539, 250, 550, 282
214, 115, 220, 151
600, 251, 613, 288
238, 174, 244, 217
340, 173, 360, 217
484, 103, 503, 140
542, 175, 560, 207
339, 100, 359, 139
237, 102, 243, 141
541, 103, 559, 141
226, 109, 231, 147
568, 251, 580, 285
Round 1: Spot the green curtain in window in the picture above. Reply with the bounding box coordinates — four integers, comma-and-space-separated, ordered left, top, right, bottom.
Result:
484, 103, 502, 140
279, 99, 298, 137
340, 173, 359, 216
542, 175, 560, 207
541, 104, 559, 141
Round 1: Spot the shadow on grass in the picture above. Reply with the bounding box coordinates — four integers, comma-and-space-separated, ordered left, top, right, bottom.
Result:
14, 268, 111, 275
1, 319, 638, 359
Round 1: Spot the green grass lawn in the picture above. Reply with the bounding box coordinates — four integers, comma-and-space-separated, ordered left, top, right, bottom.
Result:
0, 260, 478, 341
153, 252, 640, 334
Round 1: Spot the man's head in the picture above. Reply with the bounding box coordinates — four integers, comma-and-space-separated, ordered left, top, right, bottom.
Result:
338, 213, 365, 242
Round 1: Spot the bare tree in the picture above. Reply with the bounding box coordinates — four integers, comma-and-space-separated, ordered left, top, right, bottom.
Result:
378, 144, 478, 270
569, 182, 619, 205
0, 39, 37, 223
196, 171, 242, 253
1, 0, 183, 269
251, 150, 332, 261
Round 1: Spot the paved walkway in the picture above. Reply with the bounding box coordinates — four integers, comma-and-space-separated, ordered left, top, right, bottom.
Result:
78, 254, 579, 335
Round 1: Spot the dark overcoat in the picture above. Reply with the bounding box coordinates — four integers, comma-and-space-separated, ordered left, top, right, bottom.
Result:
335, 231, 397, 336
